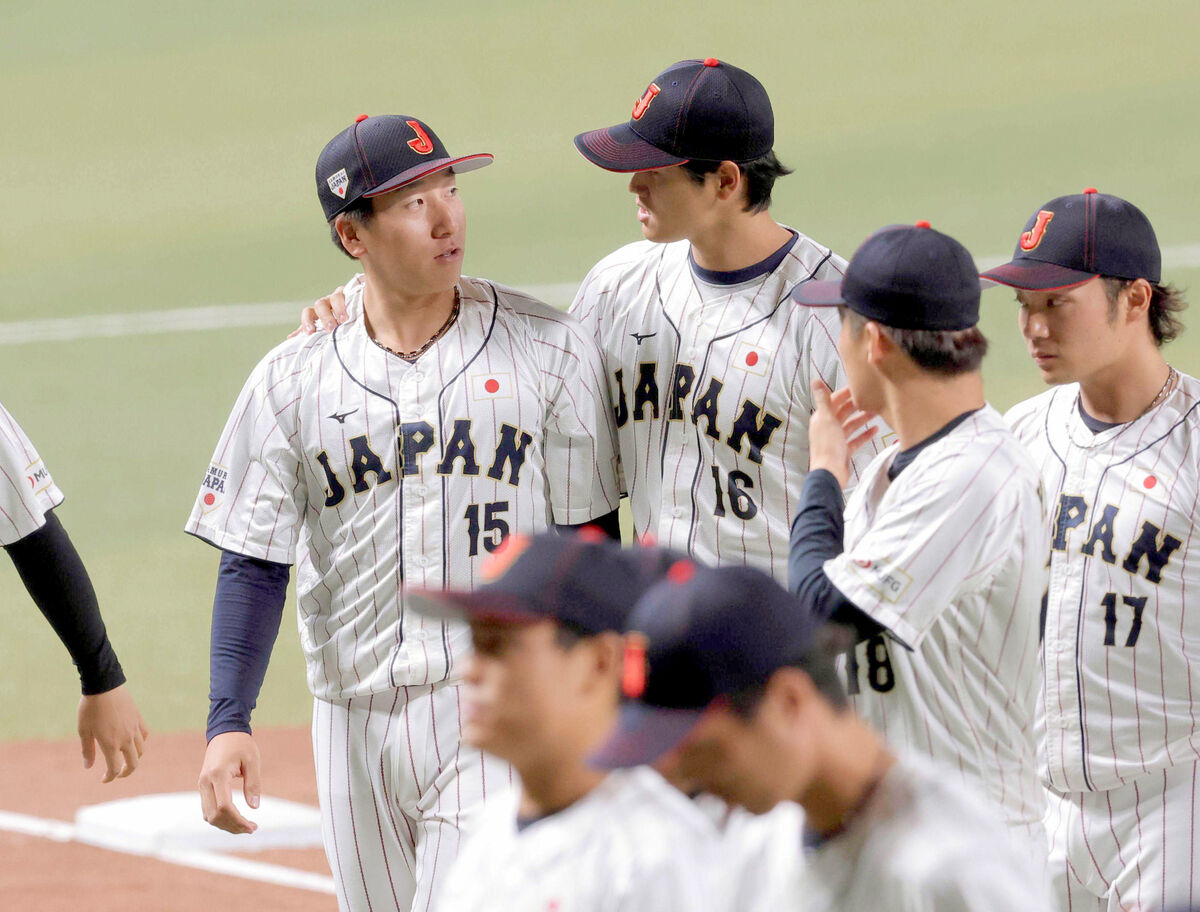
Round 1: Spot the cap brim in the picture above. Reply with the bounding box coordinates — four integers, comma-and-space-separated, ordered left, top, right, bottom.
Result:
589, 702, 705, 769
979, 259, 1097, 291
573, 122, 687, 173
789, 279, 846, 306
363, 153, 494, 198
406, 588, 542, 625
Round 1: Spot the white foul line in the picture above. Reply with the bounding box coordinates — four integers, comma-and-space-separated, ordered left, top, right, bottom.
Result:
0, 808, 336, 895
3, 244, 1200, 346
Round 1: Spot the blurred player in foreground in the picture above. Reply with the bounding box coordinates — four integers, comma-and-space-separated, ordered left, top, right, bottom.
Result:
985, 189, 1199, 912
0, 401, 147, 781
786, 222, 1049, 862
188, 114, 619, 911
412, 531, 724, 911
595, 563, 1055, 912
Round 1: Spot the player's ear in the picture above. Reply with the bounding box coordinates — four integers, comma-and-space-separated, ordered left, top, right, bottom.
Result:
590, 631, 624, 681
1121, 278, 1153, 326
713, 161, 742, 203
863, 320, 891, 365
334, 214, 367, 260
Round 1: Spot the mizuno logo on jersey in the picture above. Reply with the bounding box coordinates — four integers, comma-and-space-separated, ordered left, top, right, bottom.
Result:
326, 169, 349, 199
611, 364, 783, 464
314, 422, 537, 508
1052, 494, 1182, 584
629, 331, 658, 345
328, 408, 359, 424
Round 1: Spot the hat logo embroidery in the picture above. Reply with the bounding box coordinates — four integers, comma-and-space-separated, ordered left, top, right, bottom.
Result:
631, 83, 661, 121
406, 120, 435, 155
326, 169, 349, 199
1020, 210, 1055, 251
622, 632, 649, 698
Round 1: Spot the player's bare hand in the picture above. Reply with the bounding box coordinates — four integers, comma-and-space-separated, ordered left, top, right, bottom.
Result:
808, 380, 879, 487
78, 684, 149, 783
198, 731, 262, 834
287, 285, 350, 337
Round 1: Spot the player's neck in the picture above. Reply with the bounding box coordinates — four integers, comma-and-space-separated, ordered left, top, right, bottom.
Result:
516, 755, 608, 820
688, 213, 791, 274
1077, 347, 1171, 424
801, 716, 895, 836
880, 372, 984, 450
360, 274, 458, 354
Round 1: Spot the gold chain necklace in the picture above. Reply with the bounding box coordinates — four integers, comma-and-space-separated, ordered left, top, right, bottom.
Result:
371, 288, 460, 362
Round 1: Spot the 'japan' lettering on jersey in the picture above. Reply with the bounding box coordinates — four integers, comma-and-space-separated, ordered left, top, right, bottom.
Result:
186, 278, 620, 700
800, 756, 1054, 912
0, 401, 63, 545
825, 407, 1048, 842
438, 766, 725, 912
1006, 373, 1200, 792
570, 234, 882, 582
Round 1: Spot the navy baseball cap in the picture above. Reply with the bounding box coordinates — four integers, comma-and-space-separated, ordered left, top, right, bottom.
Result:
791, 221, 981, 331
980, 188, 1161, 290
408, 531, 689, 637
316, 114, 493, 221
574, 58, 774, 172
591, 564, 822, 769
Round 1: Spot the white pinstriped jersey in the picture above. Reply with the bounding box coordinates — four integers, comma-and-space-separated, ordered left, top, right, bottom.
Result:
801, 756, 1054, 912
438, 767, 726, 912
691, 796, 806, 911
825, 406, 1048, 842
0, 402, 63, 545
570, 233, 883, 582
1006, 373, 1200, 793
185, 277, 620, 700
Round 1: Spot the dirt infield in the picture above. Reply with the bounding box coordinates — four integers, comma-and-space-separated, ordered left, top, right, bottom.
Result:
0, 726, 334, 911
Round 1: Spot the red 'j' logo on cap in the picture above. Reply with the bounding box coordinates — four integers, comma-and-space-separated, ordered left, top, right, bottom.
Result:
631, 83, 661, 121
1020, 210, 1055, 251
407, 120, 434, 155
622, 633, 649, 698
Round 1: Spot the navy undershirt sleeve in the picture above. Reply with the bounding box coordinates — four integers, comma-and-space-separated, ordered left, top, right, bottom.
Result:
789, 470, 885, 642
207, 550, 290, 742
4, 509, 126, 695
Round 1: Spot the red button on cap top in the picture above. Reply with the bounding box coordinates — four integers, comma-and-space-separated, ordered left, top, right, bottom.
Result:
915, 220, 931, 229
355, 114, 369, 123
1083, 187, 1098, 194
703, 57, 719, 67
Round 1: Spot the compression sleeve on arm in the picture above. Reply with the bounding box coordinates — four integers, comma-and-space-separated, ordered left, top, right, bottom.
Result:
789, 469, 885, 642
207, 550, 290, 742
4, 510, 126, 695
556, 507, 622, 542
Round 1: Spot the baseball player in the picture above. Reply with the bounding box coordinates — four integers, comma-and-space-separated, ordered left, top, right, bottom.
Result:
187, 114, 620, 912
787, 222, 1050, 864
983, 189, 1198, 912
295, 58, 883, 580
0, 401, 147, 780
410, 531, 728, 912
594, 563, 1055, 912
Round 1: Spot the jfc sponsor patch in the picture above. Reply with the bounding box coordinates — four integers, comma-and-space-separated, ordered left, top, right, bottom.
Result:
199, 461, 229, 515
326, 168, 349, 199
471, 372, 514, 402
24, 458, 53, 497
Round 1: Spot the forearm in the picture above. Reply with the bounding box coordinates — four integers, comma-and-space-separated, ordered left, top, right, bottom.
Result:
789, 470, 884, 641
208, 551, 289, 741
4, 510, 125, 694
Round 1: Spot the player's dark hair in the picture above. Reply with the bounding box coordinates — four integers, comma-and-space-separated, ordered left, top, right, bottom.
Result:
553, 622, 586, 650
729, 634, 849, 720
329, 196, 374, 260
1102, 277, 1187, 347
841, 307, 988, 376
680, 152, 792, 214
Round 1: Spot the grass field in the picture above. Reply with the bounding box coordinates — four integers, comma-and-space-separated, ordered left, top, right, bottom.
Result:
1, 0, 1198, 741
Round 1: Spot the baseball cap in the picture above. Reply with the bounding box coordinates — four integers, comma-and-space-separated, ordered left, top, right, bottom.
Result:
574, 58, 774, 172
408, 530, 689, 637
591, 564, 822, 769
790, 221, 981, 331
980, 188, 1162, 290
316, 114, 493, 221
